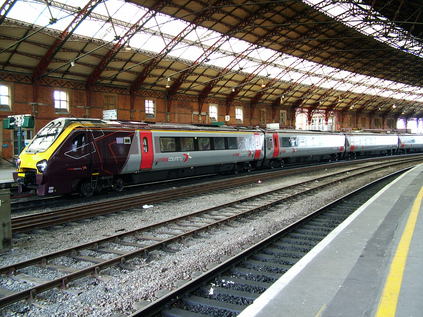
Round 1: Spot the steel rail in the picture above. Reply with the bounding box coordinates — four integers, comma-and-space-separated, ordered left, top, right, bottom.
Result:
11, 155, 423, 232
131, 168, 410, 316
0, 160, 418, 308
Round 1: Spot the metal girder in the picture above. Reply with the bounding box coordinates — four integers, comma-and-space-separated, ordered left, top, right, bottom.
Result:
32, 0, 102, 82
0, 0, 17, 25
130, 0, 226, 95
87, 0, 168, 89
167, 1, 279, 102
224, 52, 280, 112
248, 5, 342, 107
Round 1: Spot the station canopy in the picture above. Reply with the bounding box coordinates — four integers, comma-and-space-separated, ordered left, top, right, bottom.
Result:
1, 0, 423, 118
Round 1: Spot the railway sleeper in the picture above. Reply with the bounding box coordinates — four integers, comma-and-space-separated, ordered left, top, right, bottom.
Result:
11, 273, 51, 285
41, 264, 79, 274
252, 252, 297, 266
183, 295, 245, 314
242, 259, 291, 274
230, 267, 280, 282
191, 289, 254, 308
0, 287, 15, 299
114, 240, 149, 248
72, 255, 105, 264
285, 232, 325, 242
270, 242, 311, 253
277, 237, 318, 248
162, 307, 209, 317
198, 285, 260, 302
301, 222, 336, 231
294, 227, 331, 237
94, 248, 128, 256
261, 247, 306, 259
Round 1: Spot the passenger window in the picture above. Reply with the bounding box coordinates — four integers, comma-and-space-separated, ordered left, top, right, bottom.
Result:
198, 137, 211, 151
238, 137, 247, 150
280, 137, 298, 147
143, 137, 148, 152
180, 137, 195, 151
160, 137, 176, 152
213, 137, 225, 150
227, 137, 238, 150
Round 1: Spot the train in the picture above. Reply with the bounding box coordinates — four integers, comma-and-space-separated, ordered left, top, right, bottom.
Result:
13, 117, 423, 197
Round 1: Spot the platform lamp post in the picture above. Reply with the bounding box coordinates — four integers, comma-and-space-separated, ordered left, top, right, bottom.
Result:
3, 114, 35, 156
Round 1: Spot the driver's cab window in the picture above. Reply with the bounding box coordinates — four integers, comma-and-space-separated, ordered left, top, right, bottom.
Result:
64, 132, 91, 159
72, 133, 86, 151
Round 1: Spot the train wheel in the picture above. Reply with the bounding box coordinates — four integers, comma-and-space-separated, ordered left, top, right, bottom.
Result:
114, 178, 124, 192
94, 183, 103, 194
80, 181, 94, 197
270, 160, 280, 169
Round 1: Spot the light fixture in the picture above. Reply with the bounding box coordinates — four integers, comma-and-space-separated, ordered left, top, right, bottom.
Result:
124, 45, 131, 51
261, 79, 266, 88
166, 77, 170, 88
70, 61, 75, 67
392, 104, 397, 109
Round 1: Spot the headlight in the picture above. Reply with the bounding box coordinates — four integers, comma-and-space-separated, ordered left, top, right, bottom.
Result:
15, 158, 21, 169
36, 160, 48, 173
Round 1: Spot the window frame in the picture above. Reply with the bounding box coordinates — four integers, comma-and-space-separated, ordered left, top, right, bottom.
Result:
209, 104, 218, 121
145, 99, 156, 118
235, 106, 243, 122
0, 83, 12, 111
53, 89, 69, 112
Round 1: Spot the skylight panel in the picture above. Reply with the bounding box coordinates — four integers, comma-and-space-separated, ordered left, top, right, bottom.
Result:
76, 19, 108, 39
160, 17, 190, 37
4, 0, 422, 105
8, 1, 68, 30
304, 0, 423, 59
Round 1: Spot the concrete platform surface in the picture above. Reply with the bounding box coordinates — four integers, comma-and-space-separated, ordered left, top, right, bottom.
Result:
239, 164, 423, 317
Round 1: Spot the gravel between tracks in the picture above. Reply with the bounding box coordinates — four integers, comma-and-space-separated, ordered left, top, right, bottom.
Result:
0, 163, 415, 316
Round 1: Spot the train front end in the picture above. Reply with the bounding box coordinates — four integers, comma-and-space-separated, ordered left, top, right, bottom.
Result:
13, 118, 72, 196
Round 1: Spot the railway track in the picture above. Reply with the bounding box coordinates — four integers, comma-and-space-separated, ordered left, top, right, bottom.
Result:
131, 170, 401, 317
11, 155, 423, 233
0, 159, 416, 309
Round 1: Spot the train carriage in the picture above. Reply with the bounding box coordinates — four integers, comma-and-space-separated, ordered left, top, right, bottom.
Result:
398, 134, 423, 153
345, 132, 398, 158
264, 130, 346, 167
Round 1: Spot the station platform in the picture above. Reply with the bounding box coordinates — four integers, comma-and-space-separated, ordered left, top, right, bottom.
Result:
239, 164, 423, 317
0, 159, 15, 184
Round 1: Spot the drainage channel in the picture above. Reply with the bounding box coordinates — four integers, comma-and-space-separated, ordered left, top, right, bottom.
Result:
132, 169, 408, 317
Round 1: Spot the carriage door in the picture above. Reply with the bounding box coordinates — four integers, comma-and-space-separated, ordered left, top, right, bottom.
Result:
272, 133, 279, 158
140, 131, 153, 169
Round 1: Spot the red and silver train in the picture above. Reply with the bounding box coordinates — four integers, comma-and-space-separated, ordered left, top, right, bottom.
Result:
13, 118, 423, 196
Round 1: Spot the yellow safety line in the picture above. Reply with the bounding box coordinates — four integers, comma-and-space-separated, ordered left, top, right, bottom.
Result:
375, 186, 423, 317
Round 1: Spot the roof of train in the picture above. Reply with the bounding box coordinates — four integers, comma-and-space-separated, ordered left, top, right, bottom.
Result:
61, 118, 260, 132
54, 118, 422, 136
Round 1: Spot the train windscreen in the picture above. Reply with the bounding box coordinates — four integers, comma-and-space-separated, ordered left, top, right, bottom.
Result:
25, 119, 67, 153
